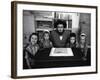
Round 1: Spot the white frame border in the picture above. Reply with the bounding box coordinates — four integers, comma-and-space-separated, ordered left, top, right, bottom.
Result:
15, 3, 97, 77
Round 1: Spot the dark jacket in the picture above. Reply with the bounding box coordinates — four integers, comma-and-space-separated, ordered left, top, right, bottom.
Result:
50, 30, 70, 47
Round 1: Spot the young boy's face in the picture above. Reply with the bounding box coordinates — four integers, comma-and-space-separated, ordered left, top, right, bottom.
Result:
70, 37, 75, 44
44, 33, 49, 40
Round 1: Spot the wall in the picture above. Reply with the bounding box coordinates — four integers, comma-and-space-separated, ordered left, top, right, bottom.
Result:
23, 11, 35, 34
72, 13, 80, 33
79, 13, 91, 45
23, 11, 35, 44
0, 0, 99, 80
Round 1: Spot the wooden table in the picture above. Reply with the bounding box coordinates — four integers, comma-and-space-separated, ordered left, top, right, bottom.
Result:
33, 48, 91, 68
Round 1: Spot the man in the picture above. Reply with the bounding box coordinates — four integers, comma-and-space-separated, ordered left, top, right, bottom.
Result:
50, 20, 70, 47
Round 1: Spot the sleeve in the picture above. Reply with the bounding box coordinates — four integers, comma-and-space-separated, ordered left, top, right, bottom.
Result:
66, 30, 71, 44
49, 31, 53, 42
50, 41, 53, 47
84, 44, 88, 57
76, 42, 79, 48
66, 43, 70, 48
24, 49, 32, 69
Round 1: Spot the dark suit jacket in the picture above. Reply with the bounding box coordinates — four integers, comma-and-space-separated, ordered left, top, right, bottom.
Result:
50, 30, 70, 47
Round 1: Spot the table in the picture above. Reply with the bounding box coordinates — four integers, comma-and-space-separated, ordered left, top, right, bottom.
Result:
33, 48, 91, 68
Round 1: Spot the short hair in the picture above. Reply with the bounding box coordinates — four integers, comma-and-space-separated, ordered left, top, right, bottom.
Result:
29, 33, 38, 42
54, 19, 66, 28
70, 33, 76, 38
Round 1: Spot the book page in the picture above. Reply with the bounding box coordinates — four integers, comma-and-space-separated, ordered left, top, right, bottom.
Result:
49, 48, 74, 56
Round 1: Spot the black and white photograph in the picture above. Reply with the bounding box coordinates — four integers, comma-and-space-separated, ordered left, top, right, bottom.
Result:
11, 1, 97, 78
23, 10, 91, 69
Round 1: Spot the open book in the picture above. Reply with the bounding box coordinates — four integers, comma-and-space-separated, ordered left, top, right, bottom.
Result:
49, 48, 74, 56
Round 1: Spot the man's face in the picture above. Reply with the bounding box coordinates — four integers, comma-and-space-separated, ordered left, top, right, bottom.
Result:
57, 24, 64, 33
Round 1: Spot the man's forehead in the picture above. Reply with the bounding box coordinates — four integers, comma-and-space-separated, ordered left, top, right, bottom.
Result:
57, 24, 64, 27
